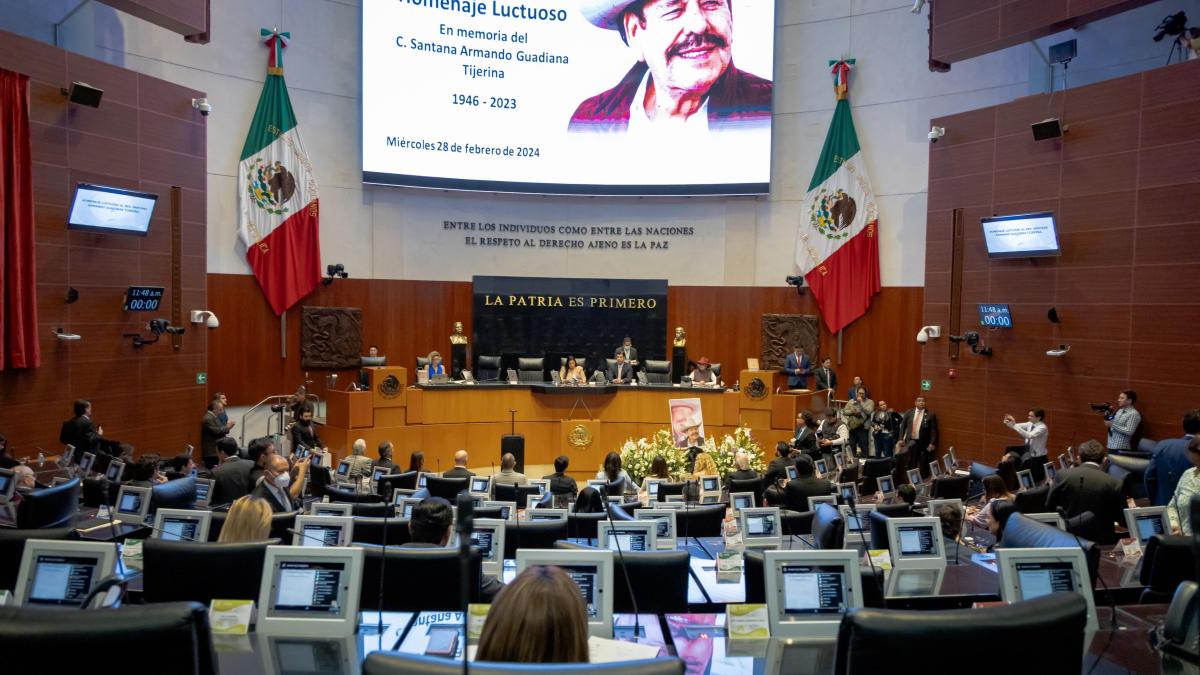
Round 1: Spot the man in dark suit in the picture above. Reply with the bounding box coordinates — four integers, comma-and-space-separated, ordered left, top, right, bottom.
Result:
250, 454, 298, 513
200, 400, 234, 470
899, 395, 938, 477
443, 449, 475, 478
403, 497, 504, 600
1144, 409, 1200, 506
763, 442, 792, 487
289, 404, 323, 453
211, 437, 253, 506
792, 411, 819, 458
814, 358, 837, 393
607, 350, 635, 384
60, 399, 102, 463
784, 456, 833, 513
1046, 440, 1127, 545
542, 455, 579, 496
784, 346, 811, 389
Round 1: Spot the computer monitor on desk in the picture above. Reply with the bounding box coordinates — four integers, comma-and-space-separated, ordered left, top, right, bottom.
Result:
471, 519, 507, 576
839, 504, 876, 540
153, 508, 212, 542
763, 550, 862, 639
257, 545, 364, 636
886, 517, 946, 570
527, 508, 568, 522
395, 497, 423, 520
105, 460, 126, 483
598, 521, 656, 553
885, 567, 946, 598
15, 540, 118, 608
635, 509, 677, 550
469, 476, 492, 496
517, 549, 614, 637
310, 502, 353, 517
114, 485, 152, 524
997, 547, 1098, 631
293, 515, 354, 547
193, 477, 213, 508
1125, 506, 1170, 546
740, 507, 783, 548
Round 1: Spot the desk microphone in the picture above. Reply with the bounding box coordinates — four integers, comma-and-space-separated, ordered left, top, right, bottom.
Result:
604, 479, 641, 641
284, 527, 342, 547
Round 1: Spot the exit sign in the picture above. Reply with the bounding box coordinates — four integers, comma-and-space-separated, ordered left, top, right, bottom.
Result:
196, 372, 207, 385
920, 379, 931, 391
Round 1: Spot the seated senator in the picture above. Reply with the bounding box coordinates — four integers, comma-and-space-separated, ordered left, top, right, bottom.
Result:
690, 357, 719, 386
407, 497, 504, 600
607, 350, 635, 384
560, 356, 586, 385
426, 351, 446, 378
543, 455, 579, 496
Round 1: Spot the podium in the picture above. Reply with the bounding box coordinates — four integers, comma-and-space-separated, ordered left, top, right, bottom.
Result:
326, 389, 372, 429
366, 366, 408, 426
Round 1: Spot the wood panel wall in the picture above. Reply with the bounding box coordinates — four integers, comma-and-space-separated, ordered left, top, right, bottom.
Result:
931, 0, 1154, 65
207, 274, 923, 435
922, 58, 1200, 466
0, 29, 208, 457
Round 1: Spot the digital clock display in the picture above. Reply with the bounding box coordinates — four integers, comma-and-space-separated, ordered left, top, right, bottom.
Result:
978, 304, 1013, 328
124, 286, 164, 312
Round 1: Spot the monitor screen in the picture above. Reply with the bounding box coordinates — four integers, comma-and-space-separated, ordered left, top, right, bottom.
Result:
839, 484, 855, 501
605, 528, 650, 552
891, 569, 940, 597
560, 564, 599, 619
529, 510, 564, 521
897, 525, 936, 557
160, 517, 199, 542
1015, 561, 1076, 600
701, 476, 719, 492
747, 512, 777, 537
28, 554, 99, 606
360, 0, 776, 196
981, 212, 1060, 258
194, 480, 211, 501
401, 502, 416, 519
844, 512, 867, 533
106, 462, 123, 482
732, 494, 753, 512
1135, 514, 1165, 542
271, 560, 348, 615
302, 524, 345, 547
1018, 471, 1034, 490
80, 453, 95, 472
418, 474, 428, 488
117, 490, 145, 515
815, 460, 827, 475
67, 183, 157, 236
336, 461, 350, 476
878, 476, 894, 494
496, 505, 511, 520
1045, 464, 1057, 481
646, 516, 670, 538
779, 564, 847, 615
471, 477, 490, 493
907, 469, 922, 485
647, 481, 660, 496
372, 469, 388, 482
786, 466, 798, 481
471, 529, 498, 561
273, 639, 347, 673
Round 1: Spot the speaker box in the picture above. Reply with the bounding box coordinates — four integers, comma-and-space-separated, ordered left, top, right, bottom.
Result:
501, 435, 525, 473
62, 81, 104, 108
1031, 118, 1064, 141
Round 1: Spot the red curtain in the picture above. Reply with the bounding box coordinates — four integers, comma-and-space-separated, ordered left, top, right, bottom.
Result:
0, 68, 39, 370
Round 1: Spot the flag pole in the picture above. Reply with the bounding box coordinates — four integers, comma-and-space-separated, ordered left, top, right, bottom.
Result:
281, 312, 287, 358
837, 329, 843, 365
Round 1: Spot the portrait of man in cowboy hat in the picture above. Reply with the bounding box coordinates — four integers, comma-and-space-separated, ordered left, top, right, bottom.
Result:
569, 0, 772, 134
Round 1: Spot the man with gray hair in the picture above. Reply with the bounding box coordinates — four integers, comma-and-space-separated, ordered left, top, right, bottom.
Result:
342, 438, 375, 480
729, 450, 758, 481
492, 452, 527, 486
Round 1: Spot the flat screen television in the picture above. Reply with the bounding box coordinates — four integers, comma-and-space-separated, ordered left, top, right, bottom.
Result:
981, 212, 1060, 258
68, 184, 157, 236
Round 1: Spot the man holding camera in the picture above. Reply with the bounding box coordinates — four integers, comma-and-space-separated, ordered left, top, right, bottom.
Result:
1105, 390, 1140, 455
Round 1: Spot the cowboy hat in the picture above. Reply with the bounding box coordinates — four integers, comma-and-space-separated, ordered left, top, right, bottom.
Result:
581, 0, 639, 30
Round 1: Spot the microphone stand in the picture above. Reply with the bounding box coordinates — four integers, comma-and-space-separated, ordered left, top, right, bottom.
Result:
846, 491, 885, 600
604, 479, 641, 641
456, 491, 474, 675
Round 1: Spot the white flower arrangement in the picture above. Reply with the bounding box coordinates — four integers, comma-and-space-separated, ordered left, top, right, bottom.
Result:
617, 426, 766, 484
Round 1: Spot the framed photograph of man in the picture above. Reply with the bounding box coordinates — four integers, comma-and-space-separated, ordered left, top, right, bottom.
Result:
670, 397, 705, 448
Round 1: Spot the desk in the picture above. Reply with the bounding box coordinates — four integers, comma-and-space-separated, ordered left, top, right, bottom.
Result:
212, 612, 413, 675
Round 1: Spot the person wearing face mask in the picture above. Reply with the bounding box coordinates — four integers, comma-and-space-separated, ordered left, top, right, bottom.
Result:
288, 403, 324, 454
251, 454, 300, 513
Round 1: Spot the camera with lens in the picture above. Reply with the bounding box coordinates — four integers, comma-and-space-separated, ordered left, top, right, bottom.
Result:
1153, 11, 1188, 41
1089, 402, 1115, 420
148, 319, 184, 335
270, 404, 286, 413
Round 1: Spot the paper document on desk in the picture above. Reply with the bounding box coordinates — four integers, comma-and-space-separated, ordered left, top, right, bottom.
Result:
588, 636, 660, 663
971, 552, 998, 573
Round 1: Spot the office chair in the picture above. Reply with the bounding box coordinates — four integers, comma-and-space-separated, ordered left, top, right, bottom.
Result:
556, 541, 689, 613
493, 482, 543, 507
812, 503, 844, 549
16, 477, 80, 529
867, 510, 891, 550
502, 519, 568, 558
834, 593, 1088, 674
364, 653, 683, 675
930, 475, 969, 501
150, 476, 197, 512
351, 517, 412, 546
308, 465, 334, 498
358, 544, 483, 611
568, 512, 607, 540
780, 510, 814, 536
642, 360, 672, 384
859, 458, 894, 494
476, 355, 502, 381
474, 506, 505, 520
0, 601, 218, 674
1013, 484, 1051, 513
729, 477, 764, 505
143, 539, 278, 603
675, 503, 725, 537
838, 462, 860, 485
991, 500, 1018, 539
1139, 535, 1196, 603
416, 356, 430, 371
517, 357, 544, 382
875, 502, 913, 518
656, 481, 686, 502
351, 502, 393, 517
1018, 454, 1048, 485
997, 513, 1099, 586
324, 485, 385, 504
0, 526, 76, 592
377, 471, 418, 498
425, 476, 470, 501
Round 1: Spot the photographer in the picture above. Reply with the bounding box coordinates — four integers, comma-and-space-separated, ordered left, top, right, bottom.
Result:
1104, 390, 1140, 454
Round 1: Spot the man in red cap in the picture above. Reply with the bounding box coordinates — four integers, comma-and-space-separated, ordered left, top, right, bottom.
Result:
690, 357, 719, 387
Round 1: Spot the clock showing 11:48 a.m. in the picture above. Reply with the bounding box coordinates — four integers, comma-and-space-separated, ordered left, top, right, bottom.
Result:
978, 304, 1012, 328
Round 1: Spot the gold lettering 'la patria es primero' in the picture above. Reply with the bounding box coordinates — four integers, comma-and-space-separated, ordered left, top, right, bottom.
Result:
483, 295, 658, 309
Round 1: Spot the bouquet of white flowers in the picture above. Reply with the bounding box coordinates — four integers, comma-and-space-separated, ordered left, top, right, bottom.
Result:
704, 427, 768, 480
618, 429, 690, 485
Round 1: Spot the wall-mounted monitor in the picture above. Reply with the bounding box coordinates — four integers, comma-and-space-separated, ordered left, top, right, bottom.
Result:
981, 212, 1061, 258
68, 184, 157, 236
361, 0, 776, 195
978, 303, 1013, 328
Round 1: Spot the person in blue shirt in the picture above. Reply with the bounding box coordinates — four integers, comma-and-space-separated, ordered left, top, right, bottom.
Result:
426, 351, 446, 377
1145, 409, 1200, 506
783, 345, 810, 389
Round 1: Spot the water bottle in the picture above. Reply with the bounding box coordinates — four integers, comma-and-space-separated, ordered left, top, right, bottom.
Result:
38, 451, 45, 467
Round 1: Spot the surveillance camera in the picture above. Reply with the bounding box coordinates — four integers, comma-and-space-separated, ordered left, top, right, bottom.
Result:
911, 0, 927, 13
1046, 344, 1071, 357
928, 126, 945, 143
916, 331, 928, 344
190, 310, 220, 329
191, 98, 211, 116
915, 326, 941, 343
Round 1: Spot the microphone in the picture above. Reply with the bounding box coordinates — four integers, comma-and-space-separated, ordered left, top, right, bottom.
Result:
603, 479, 641, 641
455, 491, 474, 675
285, 527, 341, 547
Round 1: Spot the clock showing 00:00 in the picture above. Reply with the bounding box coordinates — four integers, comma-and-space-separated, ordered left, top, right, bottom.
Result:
978, 304, 1012, 328
124, 286, 164, 312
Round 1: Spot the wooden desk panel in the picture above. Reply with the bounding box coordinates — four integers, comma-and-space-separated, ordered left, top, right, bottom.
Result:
325, 390, 373, 429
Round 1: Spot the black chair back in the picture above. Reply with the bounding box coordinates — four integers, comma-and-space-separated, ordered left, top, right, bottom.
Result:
351, 518, 412, 546
930, 475, 969, 501
998, 513, 1099, 586
1139, 535, 1196, 603
151, 476, 197, 512
359, 545, 483, 611
16, 477, 81, 529
1019, 454, 1048, 484
859, 458, 894, 494
656, 482, 686, 501
729, 477, 764, 504
838, 462, 860, 485
642, 360, 671, 384
614, 549, 690, 613
833, 593, 1087, 675
377, 471, 418, 498
474, 506, 505, 520
0, 526, 75, 592
502, 520, 568, 559
269, 512, 298, 541
324, 485, 385, 504
309, 466, 334, 495
991, 500, 1018, 538
780, 510, 814, 536
352, 502, 393, 517
675, 504, 725, 538
568, 512, 606, 539
143, 539, 278, 603
745, 550, 766, 603
875, 502, 912, 518
426, 476, 470, 501
812, 503, 844, 550
517, 357, 544, 382
602, 476, 628, 497
416, 356, 430, 371
0, 601, 218, 674
364, 652, 683, 675
476, 355, 502, 381
867, 510, 891, 550
1013, 484, 1051, 513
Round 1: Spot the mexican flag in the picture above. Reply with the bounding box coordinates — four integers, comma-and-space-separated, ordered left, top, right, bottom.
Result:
237, 29, 321, 316
795, 60, 881, 334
